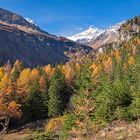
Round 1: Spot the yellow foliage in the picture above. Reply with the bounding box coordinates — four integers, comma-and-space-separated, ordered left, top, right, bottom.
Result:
30, 68, 39, 80
57, 65, 62, 70
91, 63, 101, 77
128, 56, 135, 65
7, 101, 22, 118
16, 68, 31, 94
46, 117, 64, 132
114, 50, 121, 63
75, 62, 80, 73
0, 68, 4, 79
6, 83, 14, 95
39, 76, 46, 93
17, 69, 31, 84
63, 63, 72, 85
0, 74, 12, 95
104, 56, 112, 73
0, 73, 10, 84
44, 64, 52, 78
8, 101, 19, 108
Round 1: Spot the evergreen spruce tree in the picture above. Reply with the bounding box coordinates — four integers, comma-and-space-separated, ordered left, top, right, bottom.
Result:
41, 75, 50, 115
95, 72, 114, 122
24, 80, 47, 121
127, 63, 140, 119
48, 66, 66, 118
72, 60, 95, 136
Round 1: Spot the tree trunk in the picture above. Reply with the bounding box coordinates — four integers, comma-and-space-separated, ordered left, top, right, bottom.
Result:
0, 116, 9, 135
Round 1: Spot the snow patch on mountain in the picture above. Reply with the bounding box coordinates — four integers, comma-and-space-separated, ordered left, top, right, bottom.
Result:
67, 26, 104, 44
25, 18, 38, 26
105, 21, 125, 34
89, 22, 125, 49
68, 22, 125, 48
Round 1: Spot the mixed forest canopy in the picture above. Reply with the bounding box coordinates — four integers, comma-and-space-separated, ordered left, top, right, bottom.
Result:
1, 15, 140, 139
1, 35, 140, 138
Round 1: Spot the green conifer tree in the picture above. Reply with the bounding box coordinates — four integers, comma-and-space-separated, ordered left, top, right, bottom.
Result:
72, 60, 95, 136
48, 66, 66, 117
24, 80, 47, 121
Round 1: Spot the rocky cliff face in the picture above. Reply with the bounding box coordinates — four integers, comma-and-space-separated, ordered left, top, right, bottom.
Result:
0, 8, 92, 67
119, 17, 140, 41
93, 16, 140, 53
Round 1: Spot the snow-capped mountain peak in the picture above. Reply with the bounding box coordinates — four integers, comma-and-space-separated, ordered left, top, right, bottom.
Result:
89, 22, 125, 49
25, 18, 38, 26
67, 26, 104, 44
67, 22, 125, 48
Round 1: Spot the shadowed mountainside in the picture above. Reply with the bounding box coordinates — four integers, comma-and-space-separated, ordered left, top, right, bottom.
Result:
0, 8, 92, 67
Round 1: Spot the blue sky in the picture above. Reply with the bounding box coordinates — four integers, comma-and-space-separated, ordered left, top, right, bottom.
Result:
0, 0, 140, 36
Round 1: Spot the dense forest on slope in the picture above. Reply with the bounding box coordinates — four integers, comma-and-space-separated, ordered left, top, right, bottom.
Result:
0, 35, 140, 139
1, 16, 140, 140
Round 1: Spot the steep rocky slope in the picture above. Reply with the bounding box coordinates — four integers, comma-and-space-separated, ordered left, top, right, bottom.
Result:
0, 8, 91, 67
89, 22, 123, 49
96, 16, 140, 52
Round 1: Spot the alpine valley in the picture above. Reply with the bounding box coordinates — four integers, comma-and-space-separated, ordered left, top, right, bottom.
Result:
0, 8, 140, 67
1, 5, 140, 140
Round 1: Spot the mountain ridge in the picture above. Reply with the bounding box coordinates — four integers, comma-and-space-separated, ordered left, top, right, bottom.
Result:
67, 22, 124, 49
0, 8, 92, 67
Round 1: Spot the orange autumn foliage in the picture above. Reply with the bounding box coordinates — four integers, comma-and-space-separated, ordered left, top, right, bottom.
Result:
39, 76, 47, 93
104, 56, 113, 73
44, 64, 54, 79
30, 68, 39, 81
16, 68, 31, 95
6, 101, 22, 118
63, 63, 72, 85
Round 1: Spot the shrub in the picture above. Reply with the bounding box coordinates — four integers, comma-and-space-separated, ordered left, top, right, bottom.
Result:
60, 113, 76, 139
24, 131, 59, 140
45, 117, 64, 133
